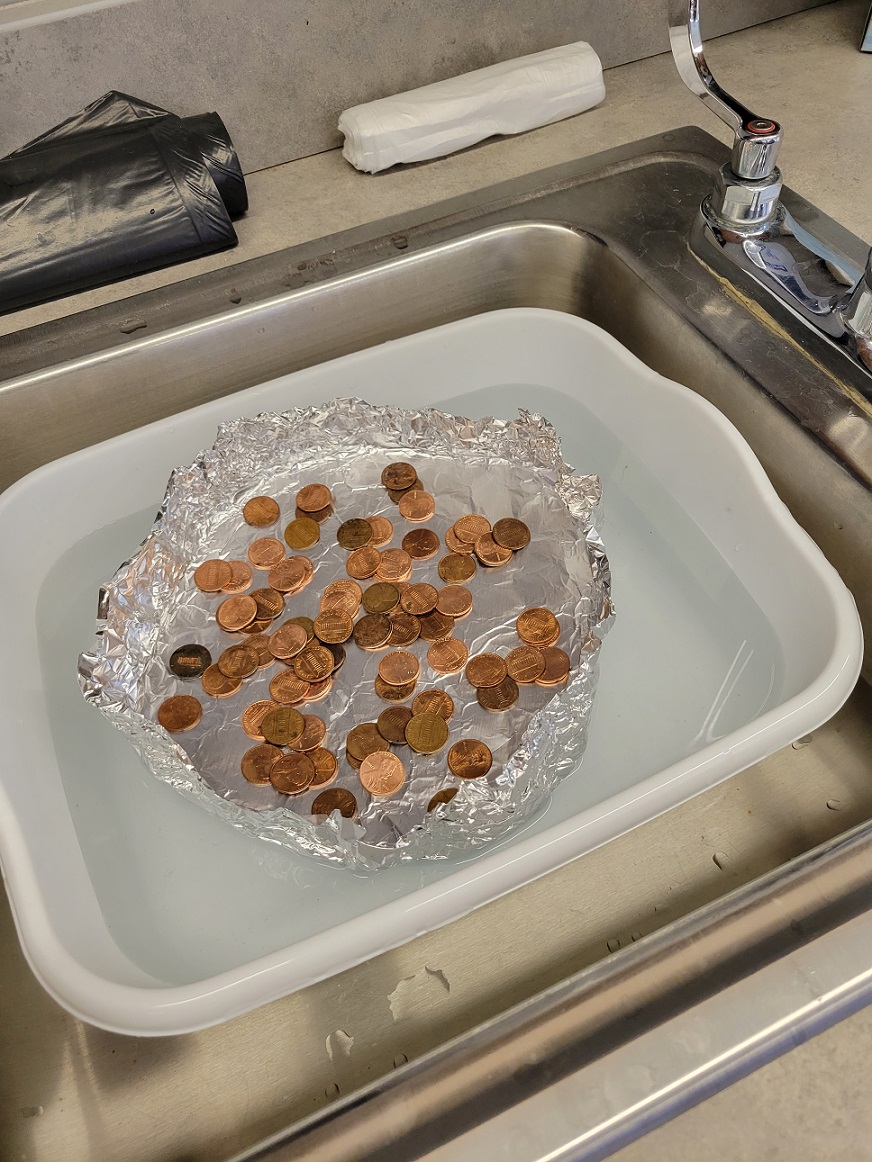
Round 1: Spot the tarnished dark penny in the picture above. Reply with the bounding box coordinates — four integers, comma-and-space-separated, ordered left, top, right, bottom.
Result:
388, 610, 421, 647
412, 689, 454, 721
353, 613, 393, 651
386, 483, 416, 503
247, 537, 286, 570
310, 747, 339, 788
447, 739, 493, 779
360, 752, 406, 797
435, 585, 473, 619
261, 705, 305, 746
377, 706, 413, 744
362, 582, 400, 614
217, 644, 259, 679
270, 751, 316, 795
535, 646, 571, 686
285, 615, 315, 641
216, 594, 258, 632
244, 633, 275, 669
287, 714, 327, 752
475, 534, 513, 568
378, 649, 420, 686
201, 664, 243, 698
417, 610, 455, 642
325, 642, 346, 672
269, 622, 308, 660
428, 787, 459, 811
366, 514, 394, 546
251, 587, 285, 621
506, 645, 547, 684
402, 528, 440, 560
267, 557, 309, 593
517, 607, 561, 647
437, 553, 477, 583
243, 496, 280, 527
398, 490, 435, 522
241, 743, 282, 785
293, 643, 335, 682
454, 514, 491, 544
283, 517, 320, 550
268, 670, 310, 704
345, 747, 362, 771
374, 675, 417, 702
299, 503, 333, 524
157, 694, 202, 733
381, 462, 418, 491
314, 610, 354, 644
476, 675, 520, 712
400, 582, 438, 615
168, 643, 212, 679
492, 517, 531, 551
337, 518, 374, 550
445, 526, 475, 555
346, 545, 381, 580
428, 637, 469, 675
347, 722, 390, 762
193, 559, 232, 593
311, 788, 358, 819
405, 713, 449, 755
465, 653, 507, 688
222, 559, 254, 594
375, 548, 412, 583
296, 483, 333, 513
241, 699, 280, 740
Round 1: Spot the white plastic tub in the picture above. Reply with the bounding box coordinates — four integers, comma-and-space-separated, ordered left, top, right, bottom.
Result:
0, 309, 861, 1034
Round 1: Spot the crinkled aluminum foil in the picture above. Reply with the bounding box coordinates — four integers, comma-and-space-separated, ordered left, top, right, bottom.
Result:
79, 398, 613, 869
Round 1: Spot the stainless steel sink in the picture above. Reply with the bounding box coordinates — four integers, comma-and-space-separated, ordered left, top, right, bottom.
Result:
2, 127, 871, 1162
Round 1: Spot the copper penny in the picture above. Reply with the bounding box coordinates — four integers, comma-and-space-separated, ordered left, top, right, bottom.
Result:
303, 677, 333, 703
168, 643, 212, 679
270, 751, 316, 795
506, 645, 547, 684
402, 528, 440, 560
157, 694, 202, 733
517, 608, 561, 647
311, 787, 358, 819
283, 516, 320, 550
268, 557, 309, 593
269, 669, 310, 704
347, 722, 390, 762
269, 622, 308, 660
362, 582, 400, 614
216, 594, 258, 632
217, 644, 259, 679
337, 518, 374, 550
399, 583, 438, 616
475, 534, 513, 568
321, 579, 363, 616
346, 545, 381, 580
314, 610, 354, 644
353, 613, 393, 651
193, 559, 232, 593
447, 739, 493, 779
366, 514, 394, 546
428, 637, 469, 675
241, 699, 280, 740
310, 747, 339, 788
417, 610, 455, 642
359, 752, 406, 797
201, 663, 243, 698
345, 747, 362, 771
492, 517, 531, 551
241, 743, 282, 785
296, 483, 333, 513
374, 675, 417, 702
251, 587, 285, 621
454, 514, 491, 544
476, 675, 520, 712
247, 537, 286, 570
535, 646, 571, 686
261, 705, 305, 746
293, 643, 335, 682
377, 706, 413, 744
222, 559, 254, 594
437, 553, 476, 583
285, 615, 315, 641
405, 713, 449, 755
388, 610, 420, 647
435, 585, 473, 619
244, 634, 275, 669
381, 462, 418, 491
465, 653, 508, 688
428, 787, 459, 812
398, 490, 435, 523
378, 649, 421, 686
299, 503, 334, 524
445, 526, 475, 555
375, 548, 412, 583
325, 642, 346, 672
386, 484, 415, 504
239, 617, 272, 635
412, 689, 454, 721
243, 496, 280, 527
287, 714, 327, 752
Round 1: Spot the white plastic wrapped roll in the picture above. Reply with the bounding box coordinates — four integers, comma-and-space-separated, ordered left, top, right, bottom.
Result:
338, 41, 605, 174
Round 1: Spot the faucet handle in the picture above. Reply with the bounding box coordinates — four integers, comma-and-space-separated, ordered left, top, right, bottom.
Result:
668, 0, 782, 181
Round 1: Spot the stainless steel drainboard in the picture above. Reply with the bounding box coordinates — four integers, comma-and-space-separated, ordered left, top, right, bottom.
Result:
1, 127, 870, 1162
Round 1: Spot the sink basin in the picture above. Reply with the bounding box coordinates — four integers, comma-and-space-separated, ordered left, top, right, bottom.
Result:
1, 127, 871, 1160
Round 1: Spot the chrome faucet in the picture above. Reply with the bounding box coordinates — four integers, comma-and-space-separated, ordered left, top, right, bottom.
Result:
668, 0, 872, 375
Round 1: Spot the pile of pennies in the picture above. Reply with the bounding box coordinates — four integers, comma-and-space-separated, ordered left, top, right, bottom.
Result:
155, 461, 571, 823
